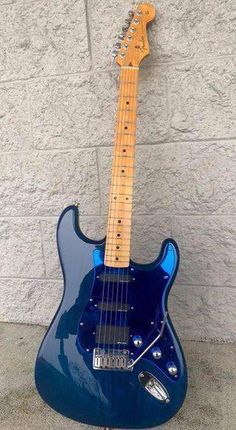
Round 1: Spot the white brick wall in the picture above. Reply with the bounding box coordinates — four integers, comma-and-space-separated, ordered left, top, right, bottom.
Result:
0, 0, 235, 342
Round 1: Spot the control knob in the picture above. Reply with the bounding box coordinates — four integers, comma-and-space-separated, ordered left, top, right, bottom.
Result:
151, 347, 162, 360
133, 335, 143, 347
167, 362, 178, 376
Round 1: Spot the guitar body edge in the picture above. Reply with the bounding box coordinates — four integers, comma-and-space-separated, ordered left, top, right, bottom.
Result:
35, 205, 188, 428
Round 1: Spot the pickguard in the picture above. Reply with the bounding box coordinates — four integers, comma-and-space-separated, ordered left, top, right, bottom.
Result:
76, 246, 181, 379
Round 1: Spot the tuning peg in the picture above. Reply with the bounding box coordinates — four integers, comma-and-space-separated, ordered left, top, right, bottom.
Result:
122, 25, 129, 32
118, 33, 125, 40
112, 50, 118, 58
128, 11, 134, 18
125, 18, 131, 24
115, 42, 121, 49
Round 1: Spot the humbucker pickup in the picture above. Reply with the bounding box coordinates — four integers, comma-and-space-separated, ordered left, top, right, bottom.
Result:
95, 325, 129, 345
98, 272, 134, 283
97, 302, 130, 312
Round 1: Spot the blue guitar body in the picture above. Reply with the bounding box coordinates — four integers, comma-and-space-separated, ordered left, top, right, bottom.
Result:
35, 205, 187, 428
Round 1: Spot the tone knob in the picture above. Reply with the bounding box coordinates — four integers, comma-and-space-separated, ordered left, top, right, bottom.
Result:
167, 362, 178, 376
151, 347, 162, 360
133, 335, 143, 347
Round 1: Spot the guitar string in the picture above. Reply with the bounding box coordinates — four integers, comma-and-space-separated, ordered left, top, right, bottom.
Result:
117, 67, 131, 355
114, 67, 137, 355
112, 67, 130, 354
122, 70, 137, 352
103, 66, 128, 354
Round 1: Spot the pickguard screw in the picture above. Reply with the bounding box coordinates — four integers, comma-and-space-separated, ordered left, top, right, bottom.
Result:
151, 321, 154, 325
86, 348, 90, 352
131, 306, 134, 310
132, 278, 135, 281
140, 373, 144, 378
89, 298, 93, 302
94, 304, 98, 308
80, 322, 84, 326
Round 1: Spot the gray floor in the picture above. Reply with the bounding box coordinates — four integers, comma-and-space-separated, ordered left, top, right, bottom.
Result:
0, 323, 235, 430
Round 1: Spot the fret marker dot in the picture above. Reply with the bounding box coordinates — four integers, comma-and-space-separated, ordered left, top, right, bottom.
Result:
126, 197, 129, 200
125, 126, 128, 130
126, 101, 130, 105
118, 220, 121, 223
123, 149, 126, 152
116, 246, 120, 249
117, 234, 121, 237
116, 257, 119, 261
122, 169, 125, 173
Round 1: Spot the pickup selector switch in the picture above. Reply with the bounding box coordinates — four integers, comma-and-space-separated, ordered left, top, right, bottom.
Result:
133, 335, 143, 347
151, 347, 162, 359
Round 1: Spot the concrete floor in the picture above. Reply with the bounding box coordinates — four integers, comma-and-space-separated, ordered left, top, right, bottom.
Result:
0, 323, 235, 430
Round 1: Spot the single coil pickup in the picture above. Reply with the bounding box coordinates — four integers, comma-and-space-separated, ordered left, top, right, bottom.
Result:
96, 325, 129, 345
97, 302, 130, 312
98, 272, 133, 284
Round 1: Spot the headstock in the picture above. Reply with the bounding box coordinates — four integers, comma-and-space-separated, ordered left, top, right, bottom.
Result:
112, 3, 156, 67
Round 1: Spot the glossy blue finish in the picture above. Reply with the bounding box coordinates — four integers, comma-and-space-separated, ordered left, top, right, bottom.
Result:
35, 205, 187, 428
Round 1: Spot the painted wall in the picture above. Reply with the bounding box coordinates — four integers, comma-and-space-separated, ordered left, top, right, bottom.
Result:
0, 0, 235, 342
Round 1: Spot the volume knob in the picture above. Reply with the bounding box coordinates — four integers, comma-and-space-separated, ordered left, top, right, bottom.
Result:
133, 335, 143, 347
151, 347, 162, 360
167, 362, 178, 376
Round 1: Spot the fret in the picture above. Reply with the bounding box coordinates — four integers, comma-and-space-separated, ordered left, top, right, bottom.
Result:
112, 175, 134, 180
111, 192, 132, 196
118, 95, 136, 100
113, 164, 134, 168
106, 240, 131, 245
116, 132, 136, 136
119, 81, 136, 85
105, 255, 130, 260
107, 222, 132, 228
111, 185, 133, 189
116, 120, 136, 125
109, 207, 132, 212
117, 109, 136, 113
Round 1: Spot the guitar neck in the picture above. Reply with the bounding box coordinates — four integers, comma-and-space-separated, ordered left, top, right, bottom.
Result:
104, 66, 139, 268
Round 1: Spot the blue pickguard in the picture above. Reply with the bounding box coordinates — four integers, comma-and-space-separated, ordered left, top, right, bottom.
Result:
35, 206, 187, 428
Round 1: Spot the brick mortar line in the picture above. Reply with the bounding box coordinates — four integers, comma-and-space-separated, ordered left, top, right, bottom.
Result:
0, 136, 236, 155
39, 220, 48, 279
0, 276, 235, 290
84, 0, 94, 70
0, 53, 235, 86
95, 148, 102, 216
0, 214, 236, 220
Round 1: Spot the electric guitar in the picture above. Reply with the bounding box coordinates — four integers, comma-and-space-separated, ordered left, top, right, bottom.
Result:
35, 3, 187, 428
